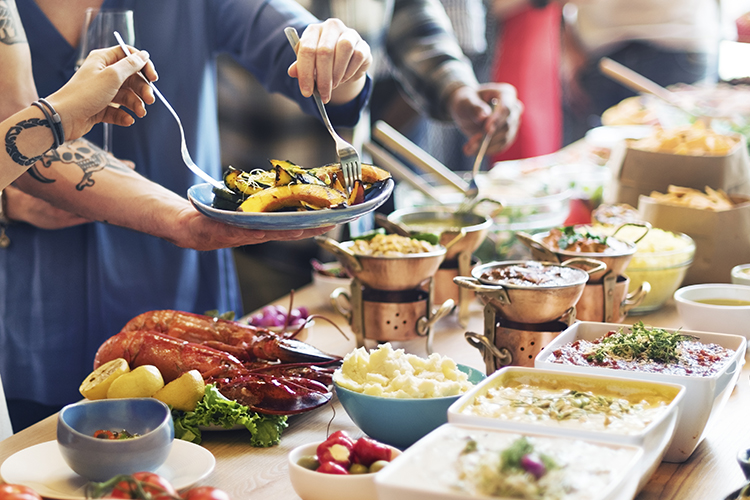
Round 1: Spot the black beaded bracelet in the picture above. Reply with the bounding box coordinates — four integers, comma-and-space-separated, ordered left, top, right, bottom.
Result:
31, 98, 65, 149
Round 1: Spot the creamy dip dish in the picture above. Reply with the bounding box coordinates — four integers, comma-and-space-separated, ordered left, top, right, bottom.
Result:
382, 427, 637, 500
461, 383, 668, 435
546, 322, 734, 377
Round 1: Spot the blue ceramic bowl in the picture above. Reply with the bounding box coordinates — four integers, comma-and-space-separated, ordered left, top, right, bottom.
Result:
334, 364, 485, 449
57, 398, 174, 482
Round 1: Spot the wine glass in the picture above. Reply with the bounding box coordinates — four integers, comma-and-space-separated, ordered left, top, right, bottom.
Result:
76, 8, 135, 153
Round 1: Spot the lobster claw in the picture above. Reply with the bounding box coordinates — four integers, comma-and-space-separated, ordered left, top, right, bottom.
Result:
254, 337, 342, 365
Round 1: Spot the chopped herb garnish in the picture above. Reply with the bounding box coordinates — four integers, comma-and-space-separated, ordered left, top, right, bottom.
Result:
556, 225, 608, 250
499, 437, 557, 476
586, 322, 692, 364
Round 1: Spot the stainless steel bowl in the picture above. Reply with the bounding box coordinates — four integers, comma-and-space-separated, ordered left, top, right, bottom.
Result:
387, 206, 492, 261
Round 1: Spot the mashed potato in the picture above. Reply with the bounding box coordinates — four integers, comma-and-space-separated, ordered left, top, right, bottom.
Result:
334, 343, 474, 398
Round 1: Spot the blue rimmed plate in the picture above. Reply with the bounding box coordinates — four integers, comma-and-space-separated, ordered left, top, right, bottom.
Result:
187, 178, 394, 230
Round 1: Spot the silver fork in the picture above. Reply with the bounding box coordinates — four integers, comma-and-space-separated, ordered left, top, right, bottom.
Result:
113, 31, 224, 190
283, 27, 361, 192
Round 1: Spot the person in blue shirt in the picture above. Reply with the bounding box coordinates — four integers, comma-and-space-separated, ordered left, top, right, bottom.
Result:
0, 0, 373, 431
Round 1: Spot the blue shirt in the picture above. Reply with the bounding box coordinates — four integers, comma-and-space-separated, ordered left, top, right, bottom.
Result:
5, 0, 370, 405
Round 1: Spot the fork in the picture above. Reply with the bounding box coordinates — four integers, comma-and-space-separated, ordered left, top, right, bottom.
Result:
283, 27, 361, 193
113, 31, 224, 190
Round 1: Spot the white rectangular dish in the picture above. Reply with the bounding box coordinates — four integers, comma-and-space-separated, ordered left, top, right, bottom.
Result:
446, 367, 684, 490
374, 423, 644, 500
534, 321, 746, 462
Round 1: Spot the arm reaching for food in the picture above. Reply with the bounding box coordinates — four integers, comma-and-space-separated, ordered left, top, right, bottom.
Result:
0, 45, 156, 190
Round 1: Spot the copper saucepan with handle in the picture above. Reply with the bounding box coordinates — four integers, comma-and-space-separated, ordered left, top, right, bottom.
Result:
315, 235, 457, 291
454, 258, 606, 323
516, 222, 650, 282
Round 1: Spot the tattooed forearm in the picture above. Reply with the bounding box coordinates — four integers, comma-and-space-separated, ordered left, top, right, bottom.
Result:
0, 0, 27, 45
33, 139, 133, 190
5, 117, 53, 167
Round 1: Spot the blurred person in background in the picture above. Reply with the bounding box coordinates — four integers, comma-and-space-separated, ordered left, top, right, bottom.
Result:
561, 0, 726, 145
0, 0, 372, 431
489, 0, 562, 162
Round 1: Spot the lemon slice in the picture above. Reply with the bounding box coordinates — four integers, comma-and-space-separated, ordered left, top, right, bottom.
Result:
79, 358, 131, 400
106, 365, 165, 399
153, 370, 206, 412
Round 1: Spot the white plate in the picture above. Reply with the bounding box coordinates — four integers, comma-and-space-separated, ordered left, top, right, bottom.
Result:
187, 178, 394, 230
0, 439, 215, 499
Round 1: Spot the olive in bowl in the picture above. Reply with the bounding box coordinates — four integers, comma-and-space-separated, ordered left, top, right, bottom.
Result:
57, 398, 174, 482
287, 433, 401, 500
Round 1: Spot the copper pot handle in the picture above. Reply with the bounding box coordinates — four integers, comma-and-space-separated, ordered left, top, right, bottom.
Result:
516, 232, 560, 263
330, 287, 352, 322
453, 276, 512, 305
561, 258, 607, 277
621, 280, 651, 315
612, 221, 651, 244
315, 235, 363, 273
464, 332, 512, 369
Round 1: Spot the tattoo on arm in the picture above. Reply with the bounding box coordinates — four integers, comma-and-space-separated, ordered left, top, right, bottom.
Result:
0, 0, 27, 45
5, 117, 53, 167
32, 139, 131, 190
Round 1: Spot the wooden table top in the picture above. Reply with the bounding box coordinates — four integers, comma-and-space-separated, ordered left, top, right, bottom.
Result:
0, 283, 748, 499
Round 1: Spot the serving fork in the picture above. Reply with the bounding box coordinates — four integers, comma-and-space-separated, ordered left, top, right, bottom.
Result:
113, 31, 224, 190
283, 27, 361, 193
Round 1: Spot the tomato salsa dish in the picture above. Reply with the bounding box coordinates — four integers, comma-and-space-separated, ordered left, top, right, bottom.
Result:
546, 322, 734, 377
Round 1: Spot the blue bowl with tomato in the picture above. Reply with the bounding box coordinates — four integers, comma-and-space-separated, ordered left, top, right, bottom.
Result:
57, 398, 174, 482
334, 364, 485, 449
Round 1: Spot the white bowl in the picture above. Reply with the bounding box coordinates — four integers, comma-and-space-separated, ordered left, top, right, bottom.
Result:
674, 284, 750, 338
447, 367, 683, 491
731, 264, 750, 286
288, 441, 400, 500
311, 262, 352, 307
535, 321, 746, 462
375, 423, 644, 500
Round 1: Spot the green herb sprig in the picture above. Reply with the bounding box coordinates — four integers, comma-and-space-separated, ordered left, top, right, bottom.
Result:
556, 225, 608, 250
587, 322, 693, 364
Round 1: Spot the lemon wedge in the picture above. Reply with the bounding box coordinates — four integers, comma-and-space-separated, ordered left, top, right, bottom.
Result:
79, 358, 130, 400
153, 370, 206, 412
106, 365, 165, 399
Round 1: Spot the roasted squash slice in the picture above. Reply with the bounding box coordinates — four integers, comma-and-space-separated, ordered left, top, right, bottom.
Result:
238, 184, 347, 212
312, 163, 391, 185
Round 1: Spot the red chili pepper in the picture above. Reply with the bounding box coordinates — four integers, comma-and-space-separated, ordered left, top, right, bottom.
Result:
93, 429, 116, 440
316, 462, 349, 475
352, 437, 392, 467
316, 430, 355, 468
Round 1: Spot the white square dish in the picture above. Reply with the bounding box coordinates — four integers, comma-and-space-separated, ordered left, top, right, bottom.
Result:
447, 367, 684, 490
374, 423, 644, 500
534, 321, 746, 462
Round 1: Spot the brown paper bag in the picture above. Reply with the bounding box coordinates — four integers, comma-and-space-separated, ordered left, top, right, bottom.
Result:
607, 136, 750, 207
637, 194, 750, 285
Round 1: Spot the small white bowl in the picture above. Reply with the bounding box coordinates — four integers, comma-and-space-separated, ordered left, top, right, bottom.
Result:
288, 441, 401, 500
674, 284, 750, 338
311, 262, 352, 307
731, 264, 750, 286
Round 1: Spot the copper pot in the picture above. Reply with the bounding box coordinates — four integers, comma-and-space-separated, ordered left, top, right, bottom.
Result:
575, 274, 651, 323
454, 259, 606, 324
315, 235, 447, 291
516, 223, 649, 282
386, 206, 492, 261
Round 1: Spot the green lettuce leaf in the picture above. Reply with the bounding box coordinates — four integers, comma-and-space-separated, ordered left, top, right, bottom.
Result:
172, 384, 288, 447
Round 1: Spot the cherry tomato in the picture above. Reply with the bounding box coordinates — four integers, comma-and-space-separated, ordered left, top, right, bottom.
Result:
93, 429, 116, 439
182, 486, 231, 500
109, 472, 178, 500
0, 484, 43, 500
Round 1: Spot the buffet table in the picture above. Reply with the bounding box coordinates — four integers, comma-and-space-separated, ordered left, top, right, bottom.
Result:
0, 283, 747, 499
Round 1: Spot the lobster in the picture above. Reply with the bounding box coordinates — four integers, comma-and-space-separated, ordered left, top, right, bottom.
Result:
119, 310, 340, 366
94, 329, 334, 415
95, 310, 344, 415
